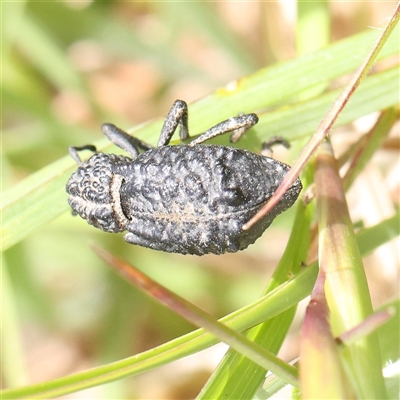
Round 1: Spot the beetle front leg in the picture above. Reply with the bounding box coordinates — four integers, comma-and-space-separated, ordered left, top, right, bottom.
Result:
102, 123, 154, 158
157, 99, 189, 147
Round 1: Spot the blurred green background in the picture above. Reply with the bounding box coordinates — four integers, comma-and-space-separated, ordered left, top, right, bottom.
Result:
2, 2, 398, 399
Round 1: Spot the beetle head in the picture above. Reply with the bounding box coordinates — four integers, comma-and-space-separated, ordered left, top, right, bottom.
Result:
66, 153, 124, 233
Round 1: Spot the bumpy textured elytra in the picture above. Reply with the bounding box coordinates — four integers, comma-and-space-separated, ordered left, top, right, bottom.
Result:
66, 100, 302, 255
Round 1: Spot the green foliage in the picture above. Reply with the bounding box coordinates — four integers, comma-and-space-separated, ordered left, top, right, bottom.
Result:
2, 3, 399, 399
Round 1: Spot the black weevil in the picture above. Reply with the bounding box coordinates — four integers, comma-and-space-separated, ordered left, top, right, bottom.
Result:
66, 100, 302, 255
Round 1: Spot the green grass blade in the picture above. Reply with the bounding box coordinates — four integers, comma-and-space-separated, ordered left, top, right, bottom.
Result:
357, 211, 400, 257
256, 67, 399, 143
315, 140, 387, 398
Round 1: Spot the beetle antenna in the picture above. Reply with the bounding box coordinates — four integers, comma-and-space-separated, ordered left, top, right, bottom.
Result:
69, 145, 97, 165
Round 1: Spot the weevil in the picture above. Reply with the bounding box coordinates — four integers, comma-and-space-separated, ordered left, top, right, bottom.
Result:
66, 100, 302, 255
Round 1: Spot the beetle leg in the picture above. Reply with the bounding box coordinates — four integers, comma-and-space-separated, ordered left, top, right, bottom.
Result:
158, 99, 189, 147
69, 145, 97, 165
188, 113, 258, 146
261, 136, 291, 157
102, 123, 153, 158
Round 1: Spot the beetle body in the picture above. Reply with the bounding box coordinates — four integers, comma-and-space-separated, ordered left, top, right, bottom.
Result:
66, 100, 302, 255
